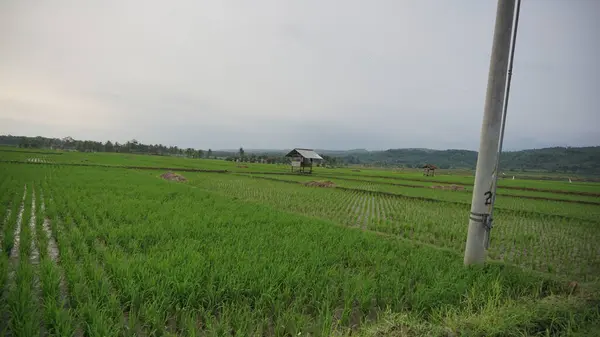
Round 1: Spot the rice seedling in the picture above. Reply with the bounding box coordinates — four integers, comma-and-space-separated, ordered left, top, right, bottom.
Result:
0, 163, 599, 336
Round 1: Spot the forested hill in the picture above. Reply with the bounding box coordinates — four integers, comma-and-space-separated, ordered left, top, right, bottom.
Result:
340, 147, 600, 174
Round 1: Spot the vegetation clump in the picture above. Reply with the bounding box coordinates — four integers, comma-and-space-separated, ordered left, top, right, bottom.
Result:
431, 184, 465, 191
303, 180, 336, 188
160, 171, 187, 182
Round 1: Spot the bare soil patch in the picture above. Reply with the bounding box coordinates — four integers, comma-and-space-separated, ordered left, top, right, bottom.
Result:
160, 171, 187, 182
0, 209, 11, 251
41, 198, 60, 263
237, 165, 249, 168
30, 189, 39, 265
10, 185, 27, 259
303, 180, 336, 188
431, 184, 465, 191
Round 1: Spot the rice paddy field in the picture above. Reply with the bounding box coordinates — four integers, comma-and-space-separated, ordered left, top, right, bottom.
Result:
1, 148, 600, 336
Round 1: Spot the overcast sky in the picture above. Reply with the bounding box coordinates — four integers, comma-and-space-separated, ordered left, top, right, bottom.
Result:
1, 0, 598, 151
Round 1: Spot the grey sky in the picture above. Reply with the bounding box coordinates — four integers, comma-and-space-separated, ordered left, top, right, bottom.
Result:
1, 0, 598, 151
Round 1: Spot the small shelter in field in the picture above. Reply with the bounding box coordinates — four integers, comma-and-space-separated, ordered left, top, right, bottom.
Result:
422, 164, 437, 176
285, 148, 323, 174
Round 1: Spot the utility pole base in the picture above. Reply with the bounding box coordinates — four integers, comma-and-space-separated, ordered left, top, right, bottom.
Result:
464, 218, 487, 265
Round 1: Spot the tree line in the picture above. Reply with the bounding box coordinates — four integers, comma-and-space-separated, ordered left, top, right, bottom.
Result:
0, 135, 213, 159
0, 135, 299, 164
0, 135, 354, 166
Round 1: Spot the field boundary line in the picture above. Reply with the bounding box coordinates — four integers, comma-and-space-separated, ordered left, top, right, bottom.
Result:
316, 172, 600, 197
246, 170, 600, 197
0, 160, 229, 173
315, 174, 600, 203
234, 174, 600, 223
244, 172, 600, 203
4, 160, 597, 198
0, 149, 64, 155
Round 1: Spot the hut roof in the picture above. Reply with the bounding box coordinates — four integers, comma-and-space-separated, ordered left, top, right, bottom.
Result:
285, 148, 323, 160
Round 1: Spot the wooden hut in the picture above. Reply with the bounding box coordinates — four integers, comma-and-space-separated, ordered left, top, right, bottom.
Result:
422, 164, 437, 176
285, 148, 323, 174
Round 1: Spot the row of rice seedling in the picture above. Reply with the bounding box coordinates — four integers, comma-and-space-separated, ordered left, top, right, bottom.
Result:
34, 182, 74, 337
4, 147, 598, 194
1, 167, 121, 336
341, 189, 600, 280
57, 194, 135, 335
243, 173, 600, 221
315, 169, 600, 195
2, 163, 597, 335
0, 147, 291, 173
0, 162, 30, 332
3, 180, 39, 336
185, 172, 600, 281
0, 165, 77, 337
303, 173, 600, 203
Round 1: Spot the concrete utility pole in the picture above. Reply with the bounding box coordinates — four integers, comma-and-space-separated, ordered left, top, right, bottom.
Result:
486, 0, 521, 250
464, 0, 516, 265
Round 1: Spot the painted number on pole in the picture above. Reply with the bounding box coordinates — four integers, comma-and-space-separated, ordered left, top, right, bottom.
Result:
484, 191, 493, 205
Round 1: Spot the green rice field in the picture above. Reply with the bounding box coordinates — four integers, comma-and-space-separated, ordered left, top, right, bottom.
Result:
1, 148, 600, 336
